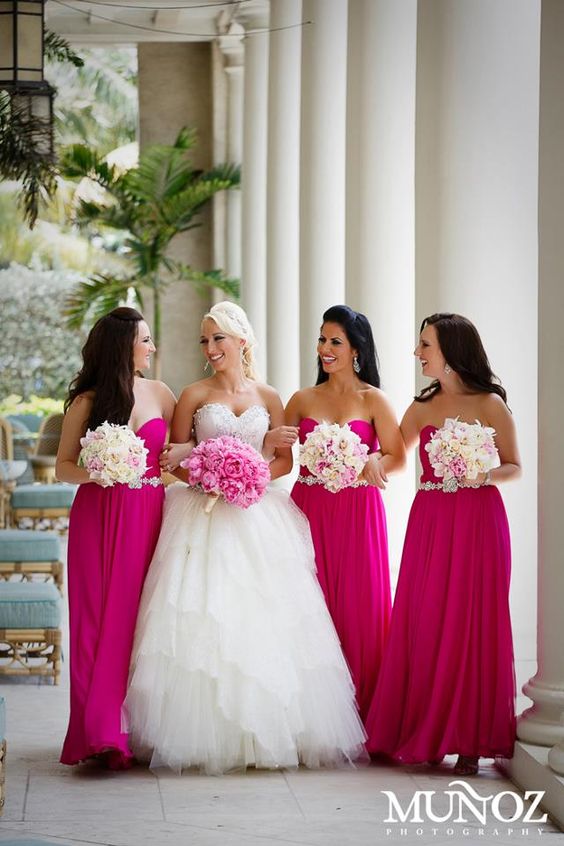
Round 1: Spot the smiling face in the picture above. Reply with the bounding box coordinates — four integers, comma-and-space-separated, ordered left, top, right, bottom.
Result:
317, 321, 357, 375
133, 320, 156, 372
414, 323, 448, 379
200, 318, 244, 373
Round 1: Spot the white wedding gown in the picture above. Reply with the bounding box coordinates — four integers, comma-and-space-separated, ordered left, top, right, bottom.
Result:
124, 403, 366, 774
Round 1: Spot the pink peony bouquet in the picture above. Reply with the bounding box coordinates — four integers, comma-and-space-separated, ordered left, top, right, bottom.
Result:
79, 421, 149, 488
181, 435, 270, 512
299, 422, 369, 493
425, 417, 500, 490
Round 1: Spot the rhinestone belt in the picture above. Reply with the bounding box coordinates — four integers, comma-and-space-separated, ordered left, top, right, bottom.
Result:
126, 476, 164, 490
419, 479, 486, 493
296, 474, 368, 489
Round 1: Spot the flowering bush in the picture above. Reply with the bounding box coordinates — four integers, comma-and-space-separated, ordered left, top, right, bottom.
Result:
0, 263, 86, 400
181, 435, 270, 511
79, 421, 148, 487
299, 422, 369, 493
425, 418, 500, 484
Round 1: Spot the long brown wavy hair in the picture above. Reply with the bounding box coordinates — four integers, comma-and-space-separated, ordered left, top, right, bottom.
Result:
415, 313, 508, 404
65, 307, 144, 428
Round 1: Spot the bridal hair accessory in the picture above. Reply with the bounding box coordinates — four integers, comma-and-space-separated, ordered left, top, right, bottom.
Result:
353, 355, 361, 374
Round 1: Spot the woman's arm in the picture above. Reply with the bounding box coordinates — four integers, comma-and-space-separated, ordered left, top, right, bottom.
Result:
361, 390, 406, 488
481, 395, 522, 485
400, 402, 421, 453
260, 390, 301, 459
262, 387, 293, 480
55, 395, 99, 485
161, 386, 202, 481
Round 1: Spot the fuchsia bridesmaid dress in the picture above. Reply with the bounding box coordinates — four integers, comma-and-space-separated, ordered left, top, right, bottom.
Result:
291, 418, 391, 722
366, 424, 515, 762
61, 418, 166, 768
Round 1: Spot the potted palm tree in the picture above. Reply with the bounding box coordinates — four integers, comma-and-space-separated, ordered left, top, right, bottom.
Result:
61, 128, 240, 378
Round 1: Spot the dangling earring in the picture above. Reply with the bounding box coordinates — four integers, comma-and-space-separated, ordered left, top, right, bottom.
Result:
353, 355, 361, 374
444, 363, 452, 375
204, 360, 211, 373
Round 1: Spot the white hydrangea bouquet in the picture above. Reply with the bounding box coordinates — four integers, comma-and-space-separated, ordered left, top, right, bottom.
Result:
79, 422, 149, 488
425, 417, 500, 491
299, 422, 370, 493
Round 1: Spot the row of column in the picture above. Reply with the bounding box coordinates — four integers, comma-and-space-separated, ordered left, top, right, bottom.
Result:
215, 0, 564, 783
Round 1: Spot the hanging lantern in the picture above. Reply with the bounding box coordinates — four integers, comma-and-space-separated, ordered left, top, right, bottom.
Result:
0, 0, 55, 158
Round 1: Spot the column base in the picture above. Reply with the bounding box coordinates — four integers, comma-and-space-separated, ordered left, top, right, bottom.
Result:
548, 741, 564, 775
516, 679, 564, 746
501, 742, 564, 831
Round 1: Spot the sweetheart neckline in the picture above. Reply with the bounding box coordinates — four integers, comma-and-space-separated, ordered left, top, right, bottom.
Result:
132, 417, 166, 435
195, 403, 270, 420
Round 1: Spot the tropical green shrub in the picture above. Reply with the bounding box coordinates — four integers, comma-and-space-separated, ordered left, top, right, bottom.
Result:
0, 263, 85, 400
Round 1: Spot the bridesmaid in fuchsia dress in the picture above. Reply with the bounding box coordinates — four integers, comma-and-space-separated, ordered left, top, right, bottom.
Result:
56, 308, 175, 769
366, 313, 520, 777
286, 305, 405, 721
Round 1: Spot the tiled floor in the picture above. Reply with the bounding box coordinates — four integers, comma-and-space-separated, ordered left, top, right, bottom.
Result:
0, 542, 562, 846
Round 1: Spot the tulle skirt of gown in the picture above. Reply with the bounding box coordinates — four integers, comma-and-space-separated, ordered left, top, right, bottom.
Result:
124, 483, 367, 774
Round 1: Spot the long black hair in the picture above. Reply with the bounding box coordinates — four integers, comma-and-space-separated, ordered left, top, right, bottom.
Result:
65, 307, 144, 428
316, 304, 381, 388
415, 312, 508, 404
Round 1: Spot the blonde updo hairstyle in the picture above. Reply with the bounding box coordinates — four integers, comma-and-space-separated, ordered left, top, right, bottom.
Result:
203, 301, 259, 381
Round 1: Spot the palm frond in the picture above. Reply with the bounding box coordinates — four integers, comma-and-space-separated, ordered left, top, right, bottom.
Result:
173, 127, 197, 151
161, 178, 236, 230
64, 274, 136, 328
60, 144, 119, 190
198, 163, 241, 187
124, 146, 194, 203
0, 91, 57, 228
44, 30, 84, 67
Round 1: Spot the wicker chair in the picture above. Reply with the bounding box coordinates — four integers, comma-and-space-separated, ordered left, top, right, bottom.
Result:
0, 419, 26, 529
29, 413, 63, 484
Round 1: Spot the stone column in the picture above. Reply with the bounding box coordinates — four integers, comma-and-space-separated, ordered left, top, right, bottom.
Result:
266, 0, 302, 400
415, 0, 540, 667
346, 0, 417, 577
241, 22, 269, 377
517, 0, 564, 757
299, 0, 348, 386
218, 24, 244, 285
138, 42, 214, 394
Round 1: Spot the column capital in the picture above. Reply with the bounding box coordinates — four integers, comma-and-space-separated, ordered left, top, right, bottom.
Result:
216, 14, 245, 68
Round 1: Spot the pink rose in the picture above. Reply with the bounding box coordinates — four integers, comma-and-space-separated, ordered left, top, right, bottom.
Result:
224, 457, 245, 479
201, 470, 219, 491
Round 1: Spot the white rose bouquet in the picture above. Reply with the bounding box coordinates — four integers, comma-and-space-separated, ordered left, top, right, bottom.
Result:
79, 422, 149, 488
299, 422, 370, 493
425, 417, 500, 491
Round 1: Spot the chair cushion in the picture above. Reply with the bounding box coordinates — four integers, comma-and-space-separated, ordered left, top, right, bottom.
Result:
11, 483, 76, 509
0, 530, 61, 562
29, 456, 57, 468
0, 582, 61, 628
0, 696, 5, 740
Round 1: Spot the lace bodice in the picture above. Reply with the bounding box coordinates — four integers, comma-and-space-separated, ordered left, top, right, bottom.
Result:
194, 403, 270, 453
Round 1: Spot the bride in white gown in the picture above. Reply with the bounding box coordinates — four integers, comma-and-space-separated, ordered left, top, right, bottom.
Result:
124, 302, 366, 774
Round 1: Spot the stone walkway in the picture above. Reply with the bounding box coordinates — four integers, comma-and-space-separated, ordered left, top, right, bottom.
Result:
0, 541, 562, 846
